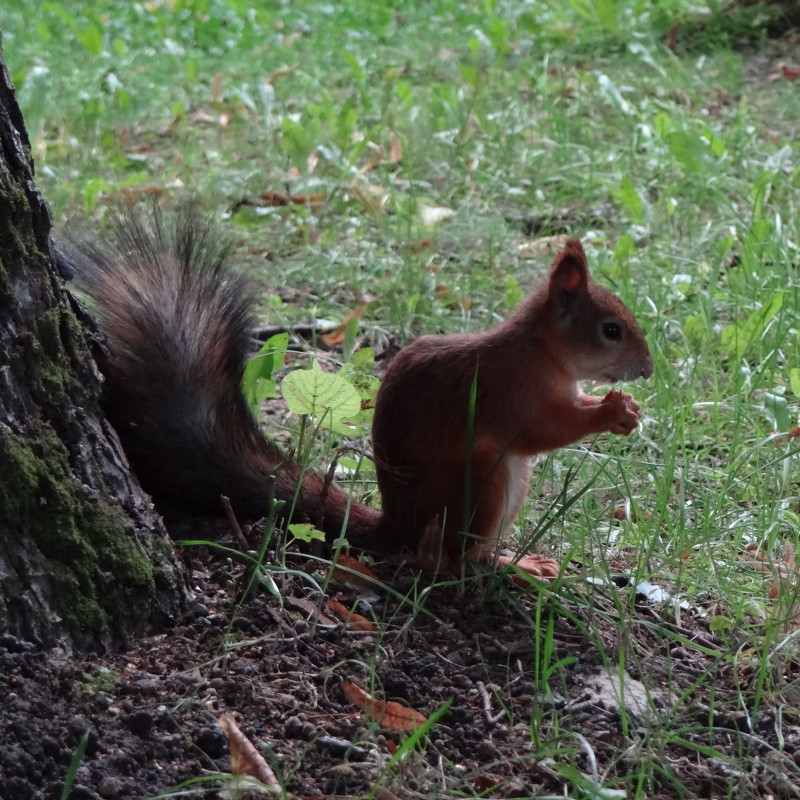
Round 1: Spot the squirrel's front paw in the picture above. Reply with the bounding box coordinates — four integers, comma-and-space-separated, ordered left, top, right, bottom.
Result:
603, 389, 640, 434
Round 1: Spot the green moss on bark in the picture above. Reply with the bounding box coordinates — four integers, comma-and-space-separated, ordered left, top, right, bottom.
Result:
0, 427, 157, 638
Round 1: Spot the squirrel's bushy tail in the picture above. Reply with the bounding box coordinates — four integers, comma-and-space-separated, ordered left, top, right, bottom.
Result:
62, 205, 380, 540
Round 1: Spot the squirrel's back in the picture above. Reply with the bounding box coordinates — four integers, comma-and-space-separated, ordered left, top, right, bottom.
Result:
63, 206, 379, 537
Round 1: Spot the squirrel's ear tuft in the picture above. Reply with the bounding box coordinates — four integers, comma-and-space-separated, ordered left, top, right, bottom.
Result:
549, 239, 589, 293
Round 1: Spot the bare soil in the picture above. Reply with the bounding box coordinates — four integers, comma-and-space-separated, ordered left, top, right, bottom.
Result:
2, 537, 799, 800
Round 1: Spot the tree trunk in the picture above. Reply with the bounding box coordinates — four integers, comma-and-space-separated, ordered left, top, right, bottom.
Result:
0, 39, 186, 652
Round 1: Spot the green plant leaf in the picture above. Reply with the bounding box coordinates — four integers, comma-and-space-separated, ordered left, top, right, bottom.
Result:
504, 277, 524, 310
460, 64, 479, 87
790, 368, 800, 397
709, 615, 732, 632
683, 315, 707, 349
616, 177, 643, 223
287, 523, 326, 543
612, 234, 635, 270
720, 293, 783, 361
281, 117, 314, 166
667, 131, 710, 172
77, 25, 103, 56
653, 111, 674, 138
764, 392, 790, 432
243, 333, 288, 416
282, 361, 361, 431
349, 347, 375, 374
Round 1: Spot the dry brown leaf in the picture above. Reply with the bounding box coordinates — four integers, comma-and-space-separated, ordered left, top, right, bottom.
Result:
611, 504, 651, 523
291, 192, 325, 208
328, 599, 376, 632
354, 147, 385, 179
321, 307, 363, 346
332, 553, 379, 587
350, 182, 389, 213
218, 713, 280, 790
517, 234, 571, 260
374, 788, 404, 800
406, 238, 431, 253
782, 62, 800, 81
285, 595, 339, 626
473, 773, 501, 790
264, 65, 298, 85
341, 681, 427, 732
261, 190, 326, 209
261, 190, 290, 206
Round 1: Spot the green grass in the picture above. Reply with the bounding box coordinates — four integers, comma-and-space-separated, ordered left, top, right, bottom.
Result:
2, 0, 800, 797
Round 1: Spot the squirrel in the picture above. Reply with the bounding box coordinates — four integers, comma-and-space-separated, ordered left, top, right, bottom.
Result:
63, 207, 652, 579
371, 237, 653, 577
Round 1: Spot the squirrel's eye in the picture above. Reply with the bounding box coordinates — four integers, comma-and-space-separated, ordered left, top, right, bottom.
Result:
603, 322, 622, 341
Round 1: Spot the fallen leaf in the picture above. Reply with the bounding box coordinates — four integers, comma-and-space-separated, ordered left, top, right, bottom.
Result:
321, 307, 363, 346
218, 713, 280, 790
341, 681, 427, 732
473, 773, 501, 790
328, 599, 376, 632
332, 553, 379, 587
611, 504, 651, 523
374, 788, 403, 800
781, 62, 800, 81
291, 192, 325, 208
261, 190, 290, 206
406, 238, 431, 253
351, 182, 389, 213
354, 147, 385, 179
285, 595, 339, 626
264, 65, 298, 85
517, 234, 571, 260
261, 190, 326, 209
419, 203, 455, 227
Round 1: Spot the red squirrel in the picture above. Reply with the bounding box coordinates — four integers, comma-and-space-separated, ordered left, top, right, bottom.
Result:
371, 238, 653, 577
65, 207, 652, 579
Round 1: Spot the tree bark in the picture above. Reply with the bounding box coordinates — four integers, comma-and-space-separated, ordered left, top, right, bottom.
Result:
0, 39, 186, 652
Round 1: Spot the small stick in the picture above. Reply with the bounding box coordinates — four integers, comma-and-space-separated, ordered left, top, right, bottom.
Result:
476, 681, 506, 726
220, 495, 250, 551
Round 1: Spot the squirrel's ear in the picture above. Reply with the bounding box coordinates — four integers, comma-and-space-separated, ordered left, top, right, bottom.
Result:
549, 239, 589, 293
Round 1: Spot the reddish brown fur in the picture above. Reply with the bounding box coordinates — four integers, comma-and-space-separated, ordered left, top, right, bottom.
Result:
372, 239, 653, 568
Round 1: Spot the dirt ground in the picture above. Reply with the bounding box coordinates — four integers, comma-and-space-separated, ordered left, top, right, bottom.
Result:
2, 535, 798, 800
